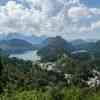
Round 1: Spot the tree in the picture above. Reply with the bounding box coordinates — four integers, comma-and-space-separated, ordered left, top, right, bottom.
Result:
0, 56, 3, 93
56, 54, 77, 74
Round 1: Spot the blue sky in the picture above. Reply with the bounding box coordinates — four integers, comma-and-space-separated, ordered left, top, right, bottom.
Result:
0, 0, 100, 39
82, 0, 100, 8
0, 0, 100, 8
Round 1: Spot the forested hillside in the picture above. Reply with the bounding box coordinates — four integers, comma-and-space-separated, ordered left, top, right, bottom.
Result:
0, 48, 100, 100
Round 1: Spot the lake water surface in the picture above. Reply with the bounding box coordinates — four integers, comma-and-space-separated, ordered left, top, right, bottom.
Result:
9, 50, 41, 61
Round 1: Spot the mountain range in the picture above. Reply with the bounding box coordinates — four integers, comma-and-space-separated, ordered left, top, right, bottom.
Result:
0, 33, 47, 54
37, 36, 74, 61
5, 33, 47, 45
37, 37, 100, 61
0, 39, 34, 54
0, 33, 100, 60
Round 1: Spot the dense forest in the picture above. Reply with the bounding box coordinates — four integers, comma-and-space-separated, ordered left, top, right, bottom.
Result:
0, 47, 100, 100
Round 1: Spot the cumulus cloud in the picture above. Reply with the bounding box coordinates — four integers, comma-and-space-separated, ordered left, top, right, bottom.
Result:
91, 21, 100, 30
0, 0, 65, 35
0, 0, 99, 37
68, 6, 91, 18
79, 27, 92, 33
0, 0, 46, 35
90, 8, 100, 15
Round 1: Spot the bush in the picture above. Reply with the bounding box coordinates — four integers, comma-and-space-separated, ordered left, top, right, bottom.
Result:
0, 89, 53, 100
0, 87, 100, 100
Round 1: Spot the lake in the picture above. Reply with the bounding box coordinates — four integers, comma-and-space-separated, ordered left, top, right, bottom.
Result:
9, 50, 41, 61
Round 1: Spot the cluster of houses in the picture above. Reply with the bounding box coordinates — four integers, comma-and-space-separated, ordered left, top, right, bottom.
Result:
33, 61, 100, 88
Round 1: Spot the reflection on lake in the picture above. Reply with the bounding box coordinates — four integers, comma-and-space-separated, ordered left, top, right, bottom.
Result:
9, 50, 41, 61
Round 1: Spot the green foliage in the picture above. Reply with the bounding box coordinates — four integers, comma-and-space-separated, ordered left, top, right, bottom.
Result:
0, 89, 53, 100
56, 54, 77, 74
62, 87, 81, 100
0, 87, 100, 100
0, 48, 100, 100
0, 56, 4, 93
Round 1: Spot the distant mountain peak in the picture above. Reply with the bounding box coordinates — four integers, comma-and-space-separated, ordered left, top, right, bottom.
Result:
37, 36, 74, 61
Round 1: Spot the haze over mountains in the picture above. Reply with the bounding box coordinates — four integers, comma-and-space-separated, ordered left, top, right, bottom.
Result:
0, 33, 100, 61
0, 33, 47, 54
0, 33, 47, 44
37, 36, 74, 61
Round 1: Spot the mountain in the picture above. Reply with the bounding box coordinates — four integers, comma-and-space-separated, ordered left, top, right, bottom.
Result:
37, 36, 74, 61
0, 48, 9, 57
71, 40, 100, 59
71, 39, 87, 46
73, 40, 100, 52
0, 33, 48, 51
0, 39, 34, 54
70, 38, 100, 50
95, 40, 100, 48
5, 33, 47, 45
90, 40, 100, 58
86, 39, 99, 43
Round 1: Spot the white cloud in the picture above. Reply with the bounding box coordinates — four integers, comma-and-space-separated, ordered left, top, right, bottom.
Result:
0, 0, 99, 37
90, 8, 100, 15
58, 0, 80, 5
68, 6, 91, 18
0, 0, 65, 35
79, 27, 92, 33
91, 21, 100, 30
0, 0, 46, 35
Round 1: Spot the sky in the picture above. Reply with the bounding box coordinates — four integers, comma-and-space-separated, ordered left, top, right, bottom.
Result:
0, 0, 100, 39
